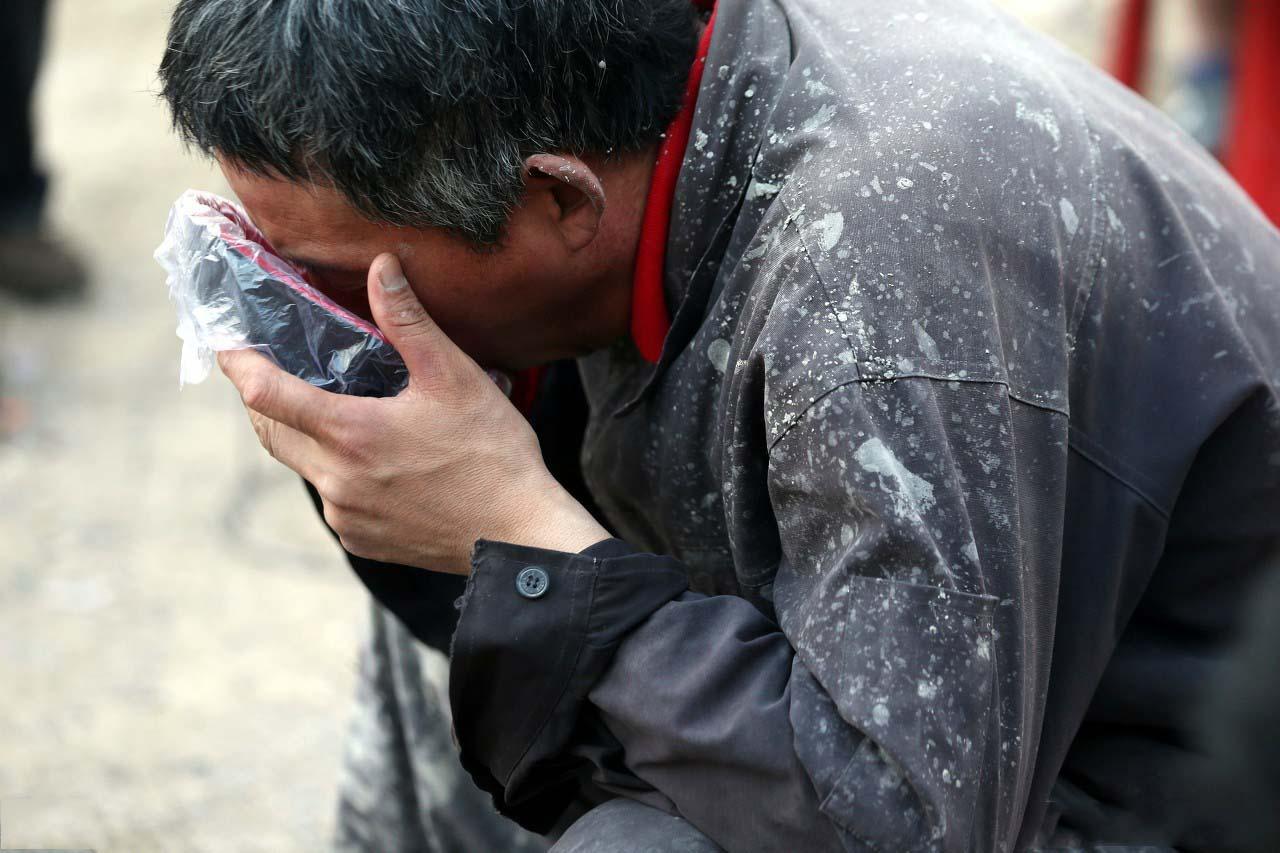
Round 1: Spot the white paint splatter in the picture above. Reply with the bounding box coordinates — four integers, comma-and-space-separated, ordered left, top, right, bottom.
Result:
872, 703, 891, 726
1059, 198, 1079, 236
1015, 102, 1061, 146
913, 320, 940, 361
707, 338, 731, 373
805, 79, 835, 97
802, 103, 839, 133
747, 178, 781, 201
1193, 203, 1221, 230
855, 437, 937, 520
1106, 205, 1124, 233
694, 129, 709, 151
817, 211, 844, 252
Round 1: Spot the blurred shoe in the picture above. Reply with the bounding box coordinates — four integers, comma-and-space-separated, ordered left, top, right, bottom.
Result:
1163, 52, 1233, 158
0, 227, 88, 303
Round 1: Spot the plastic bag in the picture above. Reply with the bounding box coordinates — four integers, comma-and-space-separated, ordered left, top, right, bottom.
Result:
155, 189, 409, 397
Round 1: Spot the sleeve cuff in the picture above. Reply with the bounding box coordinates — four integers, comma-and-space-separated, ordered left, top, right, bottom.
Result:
449, 538, 688, 833
580, 536, 639, 559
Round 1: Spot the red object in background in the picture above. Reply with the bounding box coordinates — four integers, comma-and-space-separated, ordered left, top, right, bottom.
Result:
1113, 0, 1152, 91
1222, 2, 1280, 224
1112, 0, 1280, 225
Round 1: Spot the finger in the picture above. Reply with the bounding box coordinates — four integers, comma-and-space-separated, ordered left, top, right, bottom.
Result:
366, 253, 463, 386
218, 349, 343, 437
245, 408, 326, 482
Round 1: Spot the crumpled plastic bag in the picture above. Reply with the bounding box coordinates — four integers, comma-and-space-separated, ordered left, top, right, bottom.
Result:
155, 189, 409, 397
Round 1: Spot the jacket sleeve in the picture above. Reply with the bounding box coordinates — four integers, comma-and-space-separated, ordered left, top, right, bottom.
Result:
450, 375, 1063, 851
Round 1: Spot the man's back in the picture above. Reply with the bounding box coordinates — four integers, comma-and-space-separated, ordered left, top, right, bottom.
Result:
576, 0, 1280, 847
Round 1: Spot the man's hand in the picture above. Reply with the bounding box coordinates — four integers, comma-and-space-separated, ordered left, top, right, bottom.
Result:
218, 254, 610, 574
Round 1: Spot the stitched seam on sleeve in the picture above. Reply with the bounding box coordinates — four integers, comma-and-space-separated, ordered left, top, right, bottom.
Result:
768, 374, 1068, 451
769, 199, 1070, 450
1067, 427, 1172, 519
780, 194, 870, 377
1070, 112, 1109, 352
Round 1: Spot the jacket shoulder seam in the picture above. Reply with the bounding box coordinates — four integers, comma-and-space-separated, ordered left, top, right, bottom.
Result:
768, 373, 1067, 452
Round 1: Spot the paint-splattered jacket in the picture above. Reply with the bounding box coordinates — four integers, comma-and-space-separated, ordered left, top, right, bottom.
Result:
399, 0, 1280, 850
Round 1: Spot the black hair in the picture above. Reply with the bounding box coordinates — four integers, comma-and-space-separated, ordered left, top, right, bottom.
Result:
160, 0, 698, 244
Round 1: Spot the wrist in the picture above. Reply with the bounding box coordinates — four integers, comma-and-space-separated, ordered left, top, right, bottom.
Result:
496, 477, 610, 556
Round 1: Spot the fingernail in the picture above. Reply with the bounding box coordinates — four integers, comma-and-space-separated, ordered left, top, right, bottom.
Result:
381, 266, 409, 293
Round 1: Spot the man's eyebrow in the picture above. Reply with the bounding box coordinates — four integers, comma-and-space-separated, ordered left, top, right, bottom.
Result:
279, 253, 369, 276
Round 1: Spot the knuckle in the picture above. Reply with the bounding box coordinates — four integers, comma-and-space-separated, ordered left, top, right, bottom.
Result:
330, 417, 366, 458
251, 416, 277, 458
337, 533, 362, 557
326, 415, 365, 459
366, 463, 394, 489
322, 500, 349, 533
320, 475, 353, 510
339, 533, 377, 561
390, 304, 426, 329
240, 376, 274, 412
261, 432, 277, 461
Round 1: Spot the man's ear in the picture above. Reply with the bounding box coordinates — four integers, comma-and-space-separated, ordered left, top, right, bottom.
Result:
524, 154, 606, 252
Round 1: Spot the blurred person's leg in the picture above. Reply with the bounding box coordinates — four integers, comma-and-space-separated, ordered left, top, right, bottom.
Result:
333, 602, 549, 853
0, 0, 48, 228
1164, 0, 1239, 156
0, 0, 85, 302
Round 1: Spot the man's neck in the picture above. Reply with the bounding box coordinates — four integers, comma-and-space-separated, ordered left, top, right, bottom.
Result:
580, 146, 659, 350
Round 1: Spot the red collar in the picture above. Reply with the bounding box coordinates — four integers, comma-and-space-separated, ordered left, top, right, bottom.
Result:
630, 2, 718, 362
513, 3, 715, 413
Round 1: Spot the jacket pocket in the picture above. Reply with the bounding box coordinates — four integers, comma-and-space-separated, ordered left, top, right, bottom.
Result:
795, 575, 998, 852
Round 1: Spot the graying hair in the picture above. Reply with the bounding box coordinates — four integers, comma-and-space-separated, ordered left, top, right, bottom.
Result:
160, 0, 697, 245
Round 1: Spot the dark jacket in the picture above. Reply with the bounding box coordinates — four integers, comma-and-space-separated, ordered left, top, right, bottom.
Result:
361, 0, 1280, 849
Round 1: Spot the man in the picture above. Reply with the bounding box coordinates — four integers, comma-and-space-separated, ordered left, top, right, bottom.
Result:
160, 0, 1280, 850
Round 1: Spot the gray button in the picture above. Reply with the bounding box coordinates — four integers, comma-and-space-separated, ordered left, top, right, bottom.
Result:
516, 566, 550, 599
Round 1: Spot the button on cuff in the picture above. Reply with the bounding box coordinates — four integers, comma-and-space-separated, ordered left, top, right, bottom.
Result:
516, 565, 550, 599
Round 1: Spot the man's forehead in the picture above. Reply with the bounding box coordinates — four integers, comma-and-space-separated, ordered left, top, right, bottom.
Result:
220, 162, 382, 272
224, 166, 343, 227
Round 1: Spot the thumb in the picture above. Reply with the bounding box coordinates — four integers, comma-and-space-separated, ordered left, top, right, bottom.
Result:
367, 253, 456, 385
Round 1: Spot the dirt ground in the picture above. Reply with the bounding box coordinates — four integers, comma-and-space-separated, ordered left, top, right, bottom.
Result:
0, 1, 1188, 850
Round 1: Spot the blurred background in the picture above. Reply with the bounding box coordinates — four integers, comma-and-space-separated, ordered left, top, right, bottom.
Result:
0, 1, 1249, 850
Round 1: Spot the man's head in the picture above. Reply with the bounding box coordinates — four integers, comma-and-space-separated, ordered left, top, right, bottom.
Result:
160, 0, 698, 368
